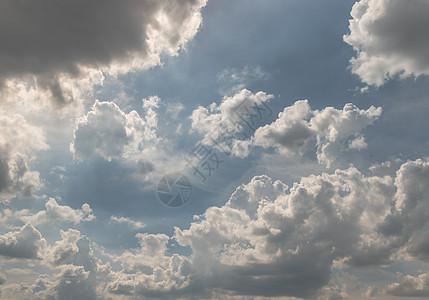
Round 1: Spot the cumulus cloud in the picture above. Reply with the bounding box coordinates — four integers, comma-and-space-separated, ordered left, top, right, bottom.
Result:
4, 159, 429, 299
47, 229, 96, 270
0, 0, 207, 105
105, 232, 192, 297
172, 159, 429, 298
190, 89, 274, 152
109, 216, 145, 230
18, 198, 94, 225
216, 66, 270, 95
33, 229, 101, 300
235, 100, 381, 166
0, 113, 49, 199
344, 0, 429, 86
190, 93, 381, 166
0, 224, 46, 259
71, 98, 160, 161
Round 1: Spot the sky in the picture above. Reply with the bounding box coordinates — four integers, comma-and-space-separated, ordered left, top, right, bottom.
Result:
1, 0, 429, 299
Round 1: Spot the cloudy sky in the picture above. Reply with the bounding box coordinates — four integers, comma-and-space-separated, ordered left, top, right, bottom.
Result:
1, 0, 429, 299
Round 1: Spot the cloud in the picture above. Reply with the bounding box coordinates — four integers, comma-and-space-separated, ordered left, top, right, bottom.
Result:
408, 231, 429, 261
106, 232, 192, 298
0, 224, 46, 259
18, 198, 94, 225
348, 135, 368, 150
39, 229, 101, 300
0, 113, 49, 199
171, 158, 429, 298
0, 0, 207, 105
344, 0, 429, 86
235, 100, 381, 166
0, 267, 5, 285
47, 229, 96, 271
385, 272, 429, 297
71, 98, 160, 161
54, 265, 96, 300
3, 159, 429, 299
190, 94, 381, 166
109, 216, 145, 230
190, 89, 274, 151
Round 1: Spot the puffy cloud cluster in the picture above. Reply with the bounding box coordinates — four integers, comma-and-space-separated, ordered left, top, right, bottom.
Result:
248, 100, 382, 166
71, 98, 160, 161
2, 159, 429, 299
170, 159, 429, 297
191, 89, 273, 137
0, 267, 5, 286
15, 229, 101, 300
344, 0, 429, 86
193, 95, 381, 166
190, 89, 274, 153
0, 0, 207, 106
18, 198, 94, 225
0, 113, 49, 199
106, 233, 192, 297
0, 224, 46, 259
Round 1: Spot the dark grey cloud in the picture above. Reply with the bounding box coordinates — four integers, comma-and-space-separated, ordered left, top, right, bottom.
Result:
0, 0, 207, 104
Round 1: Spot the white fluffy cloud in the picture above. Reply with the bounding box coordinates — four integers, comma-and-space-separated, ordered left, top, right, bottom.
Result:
0, 113, 49, 199
0, 0, 207, 106
191, 89, 273, 139
190, 93, 381, 166
236, 100, 381, 166
0, 224, 46, 259
71, 98, 160, 161
190, 89, 274, 157
172, 159, 429, 298
385, 272, 429, 297
18, 198, 94, 225
344, 0, 429, 86
2, 159, 429, 299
